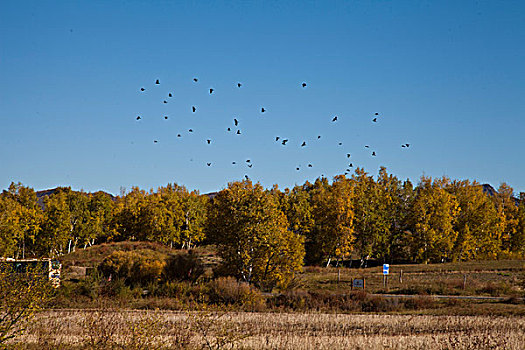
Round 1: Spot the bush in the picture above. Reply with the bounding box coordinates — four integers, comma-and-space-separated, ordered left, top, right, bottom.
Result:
207, 277, 265, 310
98, 249, 166, 287
162, 251, 204, 283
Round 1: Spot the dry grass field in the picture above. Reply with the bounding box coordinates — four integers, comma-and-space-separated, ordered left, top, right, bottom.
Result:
14, 309, 525, 349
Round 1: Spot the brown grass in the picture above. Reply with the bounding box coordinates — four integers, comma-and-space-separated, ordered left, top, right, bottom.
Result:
14, 310, 525, 349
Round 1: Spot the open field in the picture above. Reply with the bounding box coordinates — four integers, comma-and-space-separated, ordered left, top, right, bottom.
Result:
15, 309, 525, 349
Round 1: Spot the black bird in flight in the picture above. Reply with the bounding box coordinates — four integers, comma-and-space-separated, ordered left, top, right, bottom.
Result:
332, 116, 338, 122
282, 139, 288, 145
136, 116, 141, 120
192, 106, 196, 113
232, 161, 236, 164
347, 153, 351, 158
193, 77, 198, 82
237, 130, 241, 135
140, 88, 145, 91
296, 167, 300, 171
209, 88, 214, 94
227, 127, 231, 132
245, 175, 249, 180
338, 142, 343, 146
261, 107, 266, 113
375, 112, 379, 116
155, 79, 160, 85
302, 82, 307, 88
163, 100, 167, 104
406, 143, 410, 147
207, 162, 211, 166
308, 164, 313, 167
301, 141, 307, 147
188, 129, 193, 132
317, 135, 321, 139
365, 145, 370, 148
349, 163, 353, 167
372, 151, 376, 156
237, 82, 242, 88
234, 118, 238, 126
275, 136, 280, 141
177, 134, 181, 137
168, 93, 172, 97
154, 140, 158, 143
164, 116, 168, 120
372, 118, 377, 122
246, 159, 251, 163
207, 139, 211, 144
402, 144, 406, 148
248, 164, 253, 168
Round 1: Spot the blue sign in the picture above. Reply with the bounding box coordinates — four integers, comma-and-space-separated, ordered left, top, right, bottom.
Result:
383, 264, 389, 275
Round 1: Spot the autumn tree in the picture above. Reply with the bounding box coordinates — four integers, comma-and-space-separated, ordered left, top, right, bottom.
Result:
0, 183, 43, 258
310, 176, 354, 266
406, 177, 460, 263
207, 180, 304, 290
493, 183, 520, 254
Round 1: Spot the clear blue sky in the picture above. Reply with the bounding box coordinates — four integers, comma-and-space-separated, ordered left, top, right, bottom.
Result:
1, 0, 524, 195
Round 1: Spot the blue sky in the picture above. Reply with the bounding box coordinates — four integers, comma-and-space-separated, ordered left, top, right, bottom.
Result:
1, 0, 524, 195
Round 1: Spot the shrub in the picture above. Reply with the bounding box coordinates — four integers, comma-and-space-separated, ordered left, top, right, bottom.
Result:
162, 251, 204, 283
98, 249, 166, 287
207, 277, 265, 310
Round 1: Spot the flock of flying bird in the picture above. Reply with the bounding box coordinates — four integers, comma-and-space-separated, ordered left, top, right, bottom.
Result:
135, 78, 410, 178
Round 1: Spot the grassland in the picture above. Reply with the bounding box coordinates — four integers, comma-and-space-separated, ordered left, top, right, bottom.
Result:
15, 310, 525, 349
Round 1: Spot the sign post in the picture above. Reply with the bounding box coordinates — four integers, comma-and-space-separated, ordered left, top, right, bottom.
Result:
382, 264, 389, 290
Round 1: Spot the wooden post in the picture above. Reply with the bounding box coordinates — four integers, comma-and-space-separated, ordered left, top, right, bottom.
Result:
337, 268, 340, 284
399, 270, 403, 284
463, 274, 467, 290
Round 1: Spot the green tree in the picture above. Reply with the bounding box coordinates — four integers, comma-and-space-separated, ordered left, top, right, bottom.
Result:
207, 180, 304, 290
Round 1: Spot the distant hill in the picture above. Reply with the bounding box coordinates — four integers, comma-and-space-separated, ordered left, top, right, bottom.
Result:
480, 184, 519, 205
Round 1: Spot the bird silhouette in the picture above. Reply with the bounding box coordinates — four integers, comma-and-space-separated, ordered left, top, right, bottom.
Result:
168, 93, 172, 97
237, 82, 242, 88
140, 88, 145, 91
155, 79, 160, 85
261, 107, 266, 113
237, 130, 241, 135
245, 175, 249, 180
207, 139, 211, 144
375, 112, 379, 116
332, 116, 338, 122
302, 82, 307, 88
338, 142, 343, 146
248, 164, 253, 168
189, 129, 193, 132
154, 140, 158, 143
296, 167, 300, 171
406, 143, 410, 147
275, 136, 280, 141
246, 159, 251, 163
232, 161, 236, 164
317, 135, 321, 139
227, 127, 231, 132
402, 145, 406, 148
347, 153, 351, 158
308, 164, 313, 167
207, 162, 211, 166
301, 141, 307, 147
163, 100, 167, 104
164, 116, 168, 120
192, 106, 196, 113
372, 118, 377, 122
177, 134, 181, 137
372, 151, 376, 156
209, 88, 214, 94
365, 145, 370, 148
234, 118, 238, 126
136, 116, 141, 120
193, 78, 198, 82
349, 163, 353, 167
282, 139, 288, 145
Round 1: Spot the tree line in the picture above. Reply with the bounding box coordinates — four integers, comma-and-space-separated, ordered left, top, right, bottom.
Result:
1, 167, 524, 282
